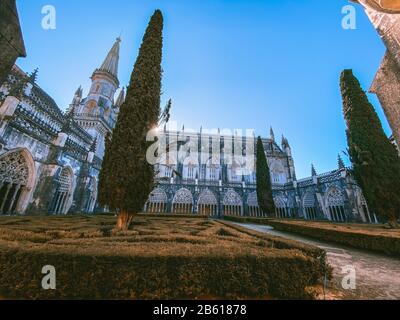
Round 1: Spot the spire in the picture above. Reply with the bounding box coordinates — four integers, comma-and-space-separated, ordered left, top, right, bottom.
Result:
338, 154, 346, 169
311, 164, 317, 177
281, 135, 286, 148
28, 68, 38, 84
62, 106, 75, 132
115, 87, 125, 107
98, 37, 121, 79
270, 127, 275, 141
70, 86, 82, 108
75, 85, 83, 98
285, 137, 290, 148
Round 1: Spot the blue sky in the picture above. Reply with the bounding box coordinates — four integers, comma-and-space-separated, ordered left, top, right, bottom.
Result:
16, 0, 389, 179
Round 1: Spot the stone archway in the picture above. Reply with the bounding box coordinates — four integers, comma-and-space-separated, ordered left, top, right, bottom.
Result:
49, 166, 74, 215
274, 196, 287, 218
198, 189, 218, 216
326, 187, 346, 222
247, 191, 262, 217
303, 192, 317, 220
85, 176, 98, 214
0, 148, 35, 215
355, 189, 373, 223
172, 188, 194, 214
223, 189, 243, 216
146, 187, 168, 213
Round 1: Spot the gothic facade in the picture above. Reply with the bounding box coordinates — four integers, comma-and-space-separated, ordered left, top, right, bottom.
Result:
144, 129, 375, 223
0, 38, 124, 215
355, 0, 400, 146
0, 0, 26, 86
0, 35, 374, 222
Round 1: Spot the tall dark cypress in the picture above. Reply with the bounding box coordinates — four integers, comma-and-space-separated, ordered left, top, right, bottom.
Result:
98, 10, 164, 230
256, 136, 276, 216
340, 69, 400, 228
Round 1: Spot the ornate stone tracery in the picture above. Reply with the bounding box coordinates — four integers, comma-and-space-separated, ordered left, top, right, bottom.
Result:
303, 192, 316, 207
50, 167, 73, 215
0, 150, 33, 215
274, 196, 286, 208
247, 191, 259, 207
198, 189, 217, 205
326, 187, 346, 222
326, 188, 345, 206
149, 188, 168, 203
223, 189, 242, 206
0, 151, 29, 185
173, 188, 193, 204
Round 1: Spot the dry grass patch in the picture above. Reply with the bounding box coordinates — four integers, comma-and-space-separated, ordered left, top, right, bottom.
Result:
0, 215, 329, 300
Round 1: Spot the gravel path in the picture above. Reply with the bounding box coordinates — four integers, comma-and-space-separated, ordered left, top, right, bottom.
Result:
236, 223, 400, 300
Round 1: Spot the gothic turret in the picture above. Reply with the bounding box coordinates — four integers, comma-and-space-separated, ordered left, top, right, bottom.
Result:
311, 164, 317, 177
98, 37, 121, 80
72, 37, 122, 160
281, 135, 289, 149
70, 86, 82, 107
115, 87, 125, 108
86, 37, 121, 109
270, 127, 275, 142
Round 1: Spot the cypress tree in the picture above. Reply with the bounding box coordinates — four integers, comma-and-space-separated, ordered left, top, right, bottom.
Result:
340, 69, 400, 228
98, 10, 164, 230
256, 136, 276, 216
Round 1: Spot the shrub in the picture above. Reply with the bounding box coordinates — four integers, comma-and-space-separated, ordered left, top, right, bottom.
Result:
0, 216, 329, 299
267, 220, 400, 257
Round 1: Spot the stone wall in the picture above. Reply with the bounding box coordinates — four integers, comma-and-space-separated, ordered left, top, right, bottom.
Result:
357, 1, 400, 145
0, 0, 26, 86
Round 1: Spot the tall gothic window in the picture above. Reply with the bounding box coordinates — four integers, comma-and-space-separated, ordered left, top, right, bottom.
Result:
172, 188, 194, 214
247, 191, 263, 217
50, 168, 73, 215
274, 196, 288, 219
303, 192, 318, 220
85, 177, 97, 214
223, 189, 243, 216
145, 188, 168, 213
326, 188, 346, 222
198, 189, 218, 216
0, 151, 30, 215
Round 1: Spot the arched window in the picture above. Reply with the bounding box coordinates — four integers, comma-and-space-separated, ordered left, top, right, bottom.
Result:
172, 188, 194, 214
198, 189, 218, 216
146, 188, 168, 213
303, 192, 318, 220
223, 189, 243, 216
50, 167, 73, 215
205, 157, 220, 181
86, 100, 97, 111
247, 191, 263, 217
354, 189, 373, 223
0, 151, 31, 215
270, 162, 287, 184
184, 164, 197, 180
85, 177, 97, 214
274, 196, 288, 219
326, 188, 346, 222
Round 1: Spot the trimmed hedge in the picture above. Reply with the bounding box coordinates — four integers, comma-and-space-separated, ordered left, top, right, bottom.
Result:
220, 221, 330, 282
0, 216, 329, 300
0, 246, 323, 300
224, 216, 400, 257
266, 220, 400, 257
224, 216, 272, 224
